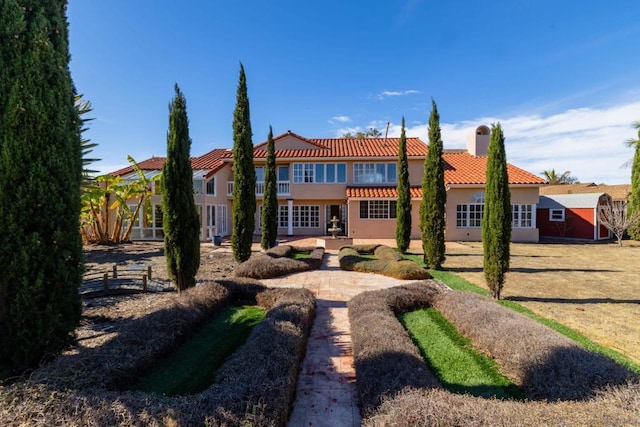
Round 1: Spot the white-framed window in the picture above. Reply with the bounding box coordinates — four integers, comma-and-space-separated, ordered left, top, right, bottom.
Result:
206, 178, 216, 195
278, 166, 289, 181
354, 163, 397, 184
193, 180, 203, 194
359, 200, 397, 219
512, 204, 533, 228
278, 205, 288, 227
456, 191, 485, 228
292, 205, 320, 228
550, 209, 565, 221
255, 166, 265, 182
293, 163, 346, 183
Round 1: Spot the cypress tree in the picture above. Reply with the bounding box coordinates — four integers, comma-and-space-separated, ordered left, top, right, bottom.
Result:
396, 117, 411, 253
420, 99, 447, 269
261, 126, 278, 250
482, 123, 512, 299
0, 0, 83, 376
162, 84, 200, 292
231, 63, 256, 262
627, 124, 640, 240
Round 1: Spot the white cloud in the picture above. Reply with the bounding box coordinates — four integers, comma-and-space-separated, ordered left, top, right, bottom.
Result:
358, 99, 640, 184
330, 115, 352, 123
376, 89, 420, 99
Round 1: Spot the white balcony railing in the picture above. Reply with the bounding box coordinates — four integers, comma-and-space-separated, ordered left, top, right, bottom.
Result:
227, 181, 290, 196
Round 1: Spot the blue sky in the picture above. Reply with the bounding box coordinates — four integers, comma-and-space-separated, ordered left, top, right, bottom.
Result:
68, 0, 640, 184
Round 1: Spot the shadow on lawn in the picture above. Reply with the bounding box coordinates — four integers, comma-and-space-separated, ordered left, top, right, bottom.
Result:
447, 266, 619, 274
506, 296, 640, 305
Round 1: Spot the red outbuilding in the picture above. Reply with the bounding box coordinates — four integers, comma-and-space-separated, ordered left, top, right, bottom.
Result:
537, 193, 612, 241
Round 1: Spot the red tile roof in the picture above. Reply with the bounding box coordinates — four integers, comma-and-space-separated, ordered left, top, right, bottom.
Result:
443, 152, 546, 186
109, 156, 167, 176
253, 132, 427, 159
347, 186, 422, 198
192, 148, 230, 178
110, 149, 229, 178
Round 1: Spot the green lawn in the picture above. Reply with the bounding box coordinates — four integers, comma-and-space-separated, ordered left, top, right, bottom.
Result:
290, 251, 310, 260
401, 308, 524, 399
134, 304, 265, 396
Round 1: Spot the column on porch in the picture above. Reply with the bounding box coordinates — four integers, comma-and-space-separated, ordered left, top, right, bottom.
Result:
287, 198, 293, 236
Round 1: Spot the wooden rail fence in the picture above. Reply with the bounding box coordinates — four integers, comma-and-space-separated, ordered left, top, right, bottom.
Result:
82, 264, 171, 296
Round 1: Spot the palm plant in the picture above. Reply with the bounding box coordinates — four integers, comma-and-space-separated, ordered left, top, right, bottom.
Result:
80, 157, 155, 244
540, 168, 578, 185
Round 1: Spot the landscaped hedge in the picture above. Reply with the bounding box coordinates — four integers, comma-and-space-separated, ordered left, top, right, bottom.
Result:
0, 279, 316, 426
234, 245, 325, 279
349, 283, 640, 426
339, 245, 431, 280
348, 281, 444, 415
433, 290, 634, 401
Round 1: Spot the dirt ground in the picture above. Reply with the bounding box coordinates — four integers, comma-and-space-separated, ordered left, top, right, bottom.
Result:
84, 241, 239, 283
438, 240, 640, 364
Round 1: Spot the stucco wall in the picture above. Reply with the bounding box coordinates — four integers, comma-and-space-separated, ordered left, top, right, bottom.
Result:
347, 199, 421, 239
445, 186, 540, 242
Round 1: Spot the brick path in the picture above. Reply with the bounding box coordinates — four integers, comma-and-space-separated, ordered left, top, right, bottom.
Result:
261, 251, 410, 427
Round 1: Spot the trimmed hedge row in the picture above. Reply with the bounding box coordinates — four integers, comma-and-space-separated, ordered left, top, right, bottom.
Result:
433, 290, 634, 401
0, 280, 316, 426
234, 245, 325, 279
348, 281, 444, 415
349, 283, 640, 425
339, 245, 431, 280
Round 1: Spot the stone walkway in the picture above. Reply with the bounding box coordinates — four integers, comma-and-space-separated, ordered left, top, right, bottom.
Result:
261, 251, 411, 427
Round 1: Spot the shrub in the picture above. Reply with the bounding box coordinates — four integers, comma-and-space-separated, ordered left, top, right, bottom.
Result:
365, 384, 640, 427
353, 284, 640, 426
349, 244, 381, 254
373, 245, 404, 261
433, 290, 635, 401
339, 246, 431, 280
348, 281, 443, 415
265, 244, 293, 258
0, 282, 316, 426
236, 246, 325, 279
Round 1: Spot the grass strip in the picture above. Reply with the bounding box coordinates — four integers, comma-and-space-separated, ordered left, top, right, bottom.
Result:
403, 253, 640, 374
401, 308, 524, 399
134, 304, 266, 396
290, 251, 310, 260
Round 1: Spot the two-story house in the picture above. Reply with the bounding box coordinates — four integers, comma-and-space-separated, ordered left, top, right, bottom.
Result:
110, 126, 546, 242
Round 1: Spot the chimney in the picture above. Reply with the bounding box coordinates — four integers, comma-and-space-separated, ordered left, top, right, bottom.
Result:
467, 125, 490, 156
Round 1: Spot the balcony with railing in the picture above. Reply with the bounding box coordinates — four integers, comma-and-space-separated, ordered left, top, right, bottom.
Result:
227, 181, 290, 197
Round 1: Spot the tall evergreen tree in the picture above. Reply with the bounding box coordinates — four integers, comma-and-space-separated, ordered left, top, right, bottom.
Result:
162, 84, 200, 292
261, 126, 278, 249
420, 99, 447, 269
626, 122, 640, 240
396, 117, 411, 253
0, 0, 83, 376
482, 123, 512, 300
231, 63, 256, 262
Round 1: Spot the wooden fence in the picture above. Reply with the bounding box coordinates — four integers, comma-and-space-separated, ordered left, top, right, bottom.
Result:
82, 264, 172, 296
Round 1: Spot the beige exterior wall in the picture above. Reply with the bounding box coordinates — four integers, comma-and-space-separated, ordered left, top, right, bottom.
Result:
444, 186, 540, 242
347, 199, 421, 239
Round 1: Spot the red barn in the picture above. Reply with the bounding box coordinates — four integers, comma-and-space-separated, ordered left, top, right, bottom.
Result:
537, 193, 612, 241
